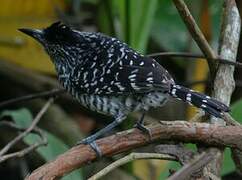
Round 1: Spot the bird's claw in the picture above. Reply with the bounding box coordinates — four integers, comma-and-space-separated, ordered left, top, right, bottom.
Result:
75, 138, 102, 157
89, 141, 102, 157
76, 137, 91, 145
134, 122, 152, 140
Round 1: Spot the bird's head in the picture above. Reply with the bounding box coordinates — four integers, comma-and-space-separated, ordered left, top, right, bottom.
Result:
19, 22, 84, 63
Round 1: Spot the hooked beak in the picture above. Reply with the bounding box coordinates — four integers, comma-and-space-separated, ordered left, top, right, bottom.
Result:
18, 28, 44, 43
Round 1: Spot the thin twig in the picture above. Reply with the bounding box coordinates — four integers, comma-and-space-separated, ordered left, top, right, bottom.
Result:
172, 0, 217, 75
0, 121, 44, 140
88, 153, 176, 180
0, 89, 64, 108
155, 144, 195, 165
167, 152, 213, 180
206, 172, 220, 180
147, 52, 242, 68
0, 126, 47, 163
0, 121, 35, 132
223, 113, 241, 126
0, 98, 53, 156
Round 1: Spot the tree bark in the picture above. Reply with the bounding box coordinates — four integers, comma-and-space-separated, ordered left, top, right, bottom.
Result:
26, 121, 242, 180
208, 0, 241, 176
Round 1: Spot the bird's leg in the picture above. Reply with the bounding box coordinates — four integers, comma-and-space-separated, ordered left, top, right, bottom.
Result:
134, 112, 152, 140
76, 115, 125, 157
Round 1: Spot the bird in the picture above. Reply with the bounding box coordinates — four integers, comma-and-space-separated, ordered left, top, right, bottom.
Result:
19, 22, 229, 156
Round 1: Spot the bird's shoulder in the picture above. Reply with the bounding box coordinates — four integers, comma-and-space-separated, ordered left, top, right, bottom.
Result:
70, 33, 174, 95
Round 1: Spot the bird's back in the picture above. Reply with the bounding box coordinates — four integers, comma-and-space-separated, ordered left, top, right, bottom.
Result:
47, 29, 173, 115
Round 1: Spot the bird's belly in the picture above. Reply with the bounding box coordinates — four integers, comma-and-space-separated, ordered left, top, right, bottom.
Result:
78, 94, 119, 116
58, 79, 125, 116
63, 77, 168, 115
76, 94, 141, 117
75, 92, 167, 116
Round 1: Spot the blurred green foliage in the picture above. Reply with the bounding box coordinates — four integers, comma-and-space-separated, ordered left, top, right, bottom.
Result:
0, 0, 240, 179
0, 109, 83, 180
151, 1, 222, 52
97, 0, 158, 53
158, 97, 242, 179
152, 1, 187, 52
231, 99, 242, 122
221, 99, 242, 175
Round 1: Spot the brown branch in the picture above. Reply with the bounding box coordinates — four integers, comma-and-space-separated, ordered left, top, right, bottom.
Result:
155, 144, 195, 165
172, 0, 217, 75
232, 149, 242, 175
0, 89, 65, 108
223, 113, 241, 126
26, 121, 242, 180
208, 0, 241, 175
173, 0, 241, 176
147, 52, 242, 68
213, 0, 240, 112
0, 98, 53, 162
167, 152, 213, 180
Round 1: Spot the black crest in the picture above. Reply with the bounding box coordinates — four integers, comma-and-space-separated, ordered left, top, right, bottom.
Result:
44, 21, 81, 44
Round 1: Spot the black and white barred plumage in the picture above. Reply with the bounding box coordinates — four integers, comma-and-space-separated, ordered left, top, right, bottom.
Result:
19, 22, 229, 154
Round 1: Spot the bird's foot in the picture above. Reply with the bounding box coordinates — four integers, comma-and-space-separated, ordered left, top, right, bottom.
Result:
76, 137, 102, 157
134, 122, 152, 140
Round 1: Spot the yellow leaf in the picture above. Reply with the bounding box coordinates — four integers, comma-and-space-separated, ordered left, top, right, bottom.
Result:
0, 0, 67, 74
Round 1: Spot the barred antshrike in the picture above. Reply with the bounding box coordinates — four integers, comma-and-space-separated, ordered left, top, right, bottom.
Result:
19, 22, 229, 156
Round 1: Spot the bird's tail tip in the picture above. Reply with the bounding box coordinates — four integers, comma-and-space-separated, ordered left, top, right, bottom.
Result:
169, 84, 229, 118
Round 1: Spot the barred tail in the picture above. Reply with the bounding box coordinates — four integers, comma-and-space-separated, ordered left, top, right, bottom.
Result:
169, 84, 229, 118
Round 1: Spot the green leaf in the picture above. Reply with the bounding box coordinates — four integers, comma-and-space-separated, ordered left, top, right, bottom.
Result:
151, 1, 222, 52
222, 148, 235, 175
159, 161, 181, 180
111, 0, 126, 40
0, 108, 83, 180
151, 1, 188, 51
0, 108, 32, 128
130, 0, 158, 53
219, 99, 242, 175
98, 0, 157, 53
97, 0, 115, 36
231, 99, 242, 123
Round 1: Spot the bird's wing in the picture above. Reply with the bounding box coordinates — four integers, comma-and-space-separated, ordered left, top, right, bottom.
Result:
70, 33, 174, 95
70, 55, 174, 95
